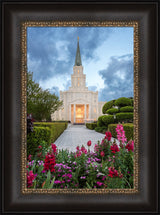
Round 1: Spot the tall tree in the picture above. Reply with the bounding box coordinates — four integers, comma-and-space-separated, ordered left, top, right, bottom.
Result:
27, 72, 62, 121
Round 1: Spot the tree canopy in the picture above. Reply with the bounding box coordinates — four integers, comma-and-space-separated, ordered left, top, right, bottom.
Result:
27, 72, 63, 121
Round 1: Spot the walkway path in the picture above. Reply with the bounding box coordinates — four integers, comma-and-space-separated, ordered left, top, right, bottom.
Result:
54, 124, 119, 152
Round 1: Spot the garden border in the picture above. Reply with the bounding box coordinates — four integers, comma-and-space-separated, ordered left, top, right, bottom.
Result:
2, 1, 158, 213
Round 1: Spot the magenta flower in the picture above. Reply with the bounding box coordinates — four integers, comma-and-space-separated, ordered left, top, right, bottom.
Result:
54, 180, 62, 184
116, 124, 127, 144
96, 181, 103, 186
80, 176, 86, 179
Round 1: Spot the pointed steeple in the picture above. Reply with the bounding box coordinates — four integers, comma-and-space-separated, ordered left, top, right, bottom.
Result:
74, 37, 82, 66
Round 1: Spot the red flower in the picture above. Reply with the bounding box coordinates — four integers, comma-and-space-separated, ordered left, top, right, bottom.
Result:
110, 144, 120, 154
105, 131, 112, 141
101, 139, 105, 145
27, 170, 36, 188
94, 144, 99, 152
75, 151, 82, 157
51, 143, 57, 154
27, 154, 32, 161
76, 146, 80, 151
108, 167, 119, 178
119, 173, 123, 178
81, 146, 86, 152
125, 141, 134, 152
43, 153, 56, 172
38, 145, 42, 149
37, 152, 42, 158
100, 151, 105, 157
87, 140, 92, 147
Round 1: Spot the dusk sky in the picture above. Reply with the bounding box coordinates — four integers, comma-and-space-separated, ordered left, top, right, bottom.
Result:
27, 27, 134, 102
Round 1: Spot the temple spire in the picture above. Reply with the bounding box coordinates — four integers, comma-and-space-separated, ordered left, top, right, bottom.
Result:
74, 37, 82, 66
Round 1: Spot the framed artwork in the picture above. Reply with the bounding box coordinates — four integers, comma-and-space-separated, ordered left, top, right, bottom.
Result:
1, 1, 158, 213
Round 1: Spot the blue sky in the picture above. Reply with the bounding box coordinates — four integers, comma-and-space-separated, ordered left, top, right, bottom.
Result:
27, 27, 134, 102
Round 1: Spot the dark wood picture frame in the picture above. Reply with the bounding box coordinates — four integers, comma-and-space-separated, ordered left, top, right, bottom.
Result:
1, 1, 158, 213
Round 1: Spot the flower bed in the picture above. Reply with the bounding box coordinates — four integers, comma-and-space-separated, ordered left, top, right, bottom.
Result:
27, 124, 134, 189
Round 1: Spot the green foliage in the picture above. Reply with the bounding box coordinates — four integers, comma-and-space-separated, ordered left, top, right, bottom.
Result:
131, 99, 134, 107
27, 72, 63, 121
108, 123, 134, 141
102, 100, 115, 114
102, 115, 115, 127
86, 123, 97, 130
27, 127, 51, 157
42, 170, 56, 189
34, 122, 68, 142
52, 120, 70, 123
114, 97, 132, 107
116, 112, 133, 123
97, 116, 105, 127
120, 106, 133, 112
95, 126, 108, 134
106, 108, 119, 115
106, 177, 126, 189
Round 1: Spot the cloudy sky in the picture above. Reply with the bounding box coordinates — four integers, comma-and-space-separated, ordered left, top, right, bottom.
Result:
27, 27, 134, 102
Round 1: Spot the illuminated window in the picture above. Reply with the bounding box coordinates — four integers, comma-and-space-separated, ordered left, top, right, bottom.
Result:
78, 70, 79, 74
78, 82, 80, 87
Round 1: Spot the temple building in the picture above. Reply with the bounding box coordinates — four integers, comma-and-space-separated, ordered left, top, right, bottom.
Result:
51, 37, 106, 124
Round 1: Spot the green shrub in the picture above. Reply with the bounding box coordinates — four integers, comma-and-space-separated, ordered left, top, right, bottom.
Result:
102, 115, 115, 127
97, 116, 105, 127
34, 122, 68, 142
131, 99, 134, 107
95, 126, 108, 134
120, 106, 133, 112
106, 108, 119, 115
86, 123, 97, 130
102, 100, 115, 114
27, 126, 51, 157
52, 120, 70, 123
108, 123, 134, 141
114, 97, 132, 107
116, 112, 133, 123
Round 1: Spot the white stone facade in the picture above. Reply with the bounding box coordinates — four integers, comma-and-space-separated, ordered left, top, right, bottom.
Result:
51, 39, 106, 124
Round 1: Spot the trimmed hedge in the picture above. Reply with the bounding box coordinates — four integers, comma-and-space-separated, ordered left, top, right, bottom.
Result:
52, 120, 70, 123
120, 106, 133, 112
95, 126, 108, 134
102, 115, 115, 127
116, 112, 133, 122
106, 108, 119, 115
86, 123, 97, 130
97, 116, 105, 127
108, 123, 134, 141
114, 97, 132, 107
102, 100, 115, 114
27, 126, 51, 157
34, 122, 68, 142
131, 99, 134, 107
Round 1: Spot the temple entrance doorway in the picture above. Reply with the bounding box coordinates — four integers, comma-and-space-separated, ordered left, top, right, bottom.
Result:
75, 104, 84, 123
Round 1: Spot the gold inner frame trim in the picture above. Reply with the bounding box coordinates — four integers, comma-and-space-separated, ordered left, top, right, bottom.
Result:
21, 21, 139, 194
